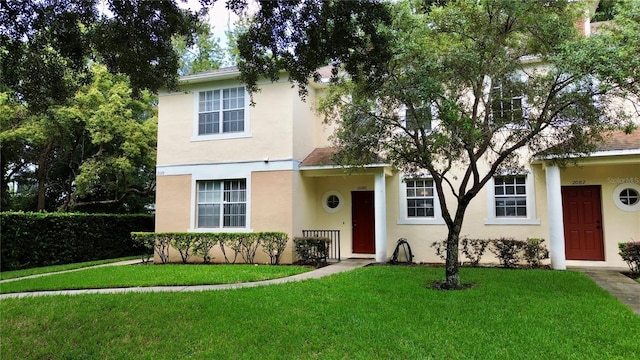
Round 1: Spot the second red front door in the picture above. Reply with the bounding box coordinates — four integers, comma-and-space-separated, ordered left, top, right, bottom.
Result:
352, 191, 375, 254
561, 185, 605, 261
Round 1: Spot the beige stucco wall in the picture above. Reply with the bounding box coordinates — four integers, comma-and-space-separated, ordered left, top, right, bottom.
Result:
250, 170, 295, 264
157, 80, 296, 166
155, 175, 192, 232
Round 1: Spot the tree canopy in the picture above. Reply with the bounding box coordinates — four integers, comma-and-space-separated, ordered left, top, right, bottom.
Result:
237, 0, 639, 288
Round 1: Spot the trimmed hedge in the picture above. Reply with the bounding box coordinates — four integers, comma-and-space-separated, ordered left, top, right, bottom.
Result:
1, 212, 154, 271
294, 236, 330, 265
618, 242, 640, 273
131, 232, 290, 265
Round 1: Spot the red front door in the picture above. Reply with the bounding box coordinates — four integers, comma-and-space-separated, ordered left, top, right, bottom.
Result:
352, 191, 375, 254
561, 186, 605, 261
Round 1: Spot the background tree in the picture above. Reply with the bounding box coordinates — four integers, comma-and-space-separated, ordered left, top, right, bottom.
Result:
174, 16, 225, 75
237, 0, 639, 288
0, 0, 227, 212
1, 64, 157, 213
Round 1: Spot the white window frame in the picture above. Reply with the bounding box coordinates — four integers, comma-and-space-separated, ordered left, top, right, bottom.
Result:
195, 179, 247, 229
192, 85, 251, 141
485, 171, 540, 225
613, 183, 640, 212
190, 172, 251, 233
398, 175, 445, 225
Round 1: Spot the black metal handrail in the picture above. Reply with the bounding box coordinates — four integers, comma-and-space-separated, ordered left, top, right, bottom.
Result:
301, 230, 341, 261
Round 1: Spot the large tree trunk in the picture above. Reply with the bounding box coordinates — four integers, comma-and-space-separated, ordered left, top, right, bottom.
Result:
444, 221, 462, 289
443, 200, 471, 289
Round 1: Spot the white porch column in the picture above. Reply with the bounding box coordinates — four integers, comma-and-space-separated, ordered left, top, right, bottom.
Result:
374, 170, 387, 263
545, 165, 566, 270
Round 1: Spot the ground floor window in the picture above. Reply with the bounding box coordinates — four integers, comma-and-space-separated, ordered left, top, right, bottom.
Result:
406, 179, 435, 218
398, 176, 444, 225
485, 172, 539, 225
494, 175, 527, 217
197, 179, 246, 228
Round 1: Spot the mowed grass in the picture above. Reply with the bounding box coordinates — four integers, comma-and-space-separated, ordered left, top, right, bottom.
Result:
0, 256, 139, 280
2, 266, 639, 359
0, 264, 311, 293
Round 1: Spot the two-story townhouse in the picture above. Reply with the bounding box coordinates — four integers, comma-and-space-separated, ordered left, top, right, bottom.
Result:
156, 64, 639, 268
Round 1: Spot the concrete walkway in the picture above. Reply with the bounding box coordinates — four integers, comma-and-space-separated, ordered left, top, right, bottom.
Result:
576, 268, 640, 315
0, 259, 372, 300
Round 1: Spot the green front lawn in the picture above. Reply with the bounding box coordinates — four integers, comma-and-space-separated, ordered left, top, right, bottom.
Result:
1, 266, 639, 359
0, 256, 140, 280
0, 264, 310, 293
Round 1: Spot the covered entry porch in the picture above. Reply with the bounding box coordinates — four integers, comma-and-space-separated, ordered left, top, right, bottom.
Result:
298, 147, 393, 262
540, 131, 640, 269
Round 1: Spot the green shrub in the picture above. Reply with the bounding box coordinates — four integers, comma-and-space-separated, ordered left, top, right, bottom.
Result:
1, 212, 153, 271
618, 241, 640, 273
260, 232, 289, 265
523, 238, 549, 268
130, 232, 155, 263
294, 237, 330, 265
461, 238, 489, 267
238, 233, 261, 264
489, 238, 524, 268
193, 234, 219, 264
168, 233, 198, 264
219, 234, 242, 264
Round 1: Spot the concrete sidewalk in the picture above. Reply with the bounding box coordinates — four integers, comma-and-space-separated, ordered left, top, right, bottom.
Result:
576, 268, 640, 315
0, 259, 372, 300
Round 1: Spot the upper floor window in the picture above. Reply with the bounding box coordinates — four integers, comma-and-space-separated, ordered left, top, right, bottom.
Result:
405, 106, 433, 133
197, 179, 246, 228
490, 80, 523, 123
198, 86, 245, 135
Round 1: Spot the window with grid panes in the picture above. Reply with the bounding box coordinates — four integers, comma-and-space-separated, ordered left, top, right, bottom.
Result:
494, 175, 527, 217
197, 179, 246, 228
406, 179, 435, 217
490, 81, 523, 123
198, 87, 245, 135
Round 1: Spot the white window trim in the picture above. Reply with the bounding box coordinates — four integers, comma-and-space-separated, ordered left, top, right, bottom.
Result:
612, 183, 640, 212
191, 85, 252, 141
485, 172, 540, 225
398, 175, 445, 225
189, 174, 252, 233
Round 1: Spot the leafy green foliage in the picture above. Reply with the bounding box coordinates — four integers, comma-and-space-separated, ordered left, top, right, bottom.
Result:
523, 238, 550, 268
460, 238, 490, 267
294, 237, 330, 265
618, 241, 640, 273
489, 238, 525, 268
0, 0, 209, 108
260, 232, 289, 265
236, 0, 393, 97
192, 234, 219, 264
173, 16, 224, 75
1, 212, 153, 271
315, 0, 639, 287
1, 64, 157, 213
